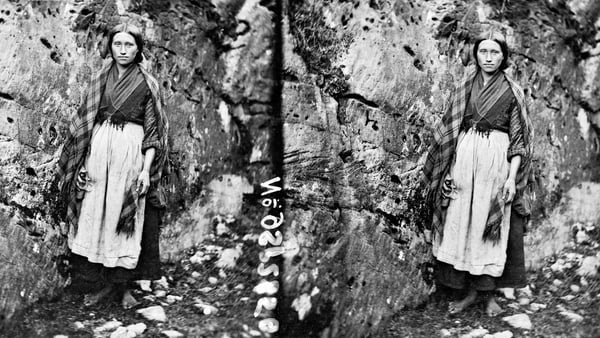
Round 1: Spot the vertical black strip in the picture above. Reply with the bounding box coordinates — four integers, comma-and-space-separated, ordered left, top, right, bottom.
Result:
271, 0, 284, 336
271, 0, 284, 178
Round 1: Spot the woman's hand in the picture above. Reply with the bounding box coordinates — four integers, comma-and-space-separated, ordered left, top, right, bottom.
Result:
76, 167, 87, 190
441, 180, 452, 198
503, 178, 516, 203
137, 170, 150, 195
137, 148, 155, 196
441, 176, 455, 199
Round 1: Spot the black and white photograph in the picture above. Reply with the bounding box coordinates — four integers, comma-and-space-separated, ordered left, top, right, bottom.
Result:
0, 0, 599, 337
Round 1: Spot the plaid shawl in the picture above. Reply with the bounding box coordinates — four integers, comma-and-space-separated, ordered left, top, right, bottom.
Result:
422, 67, 534, 244
57, 60, 169, 237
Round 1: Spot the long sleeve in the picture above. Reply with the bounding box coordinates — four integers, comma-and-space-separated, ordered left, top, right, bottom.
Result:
142, 95, 160, 152
507, 103, 526, 160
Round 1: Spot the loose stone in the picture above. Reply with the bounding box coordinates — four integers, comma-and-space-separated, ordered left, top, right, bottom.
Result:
136, 305, 167, 322
577, 256, 600, 277
161, 330, 185, 338
439, 329, 452, 337
559, 310, 584, 322
498, 288, 516, 300
135, 280, 152, 292
502, 314, 532, 330
483, 331, 513, 338
529, 303, 547, 311
459, 327, 488, 338
94, 320, 123, 333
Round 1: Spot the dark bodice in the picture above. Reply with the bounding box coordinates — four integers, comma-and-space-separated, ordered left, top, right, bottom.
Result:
461, 87, 517, 135
93, 64, 160, 152
95, 80, 152, 127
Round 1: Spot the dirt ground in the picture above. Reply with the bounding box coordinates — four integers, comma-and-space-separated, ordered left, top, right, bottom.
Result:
4, 225, 599, 338
387, 226, 600, 338
3, 220, 268, 338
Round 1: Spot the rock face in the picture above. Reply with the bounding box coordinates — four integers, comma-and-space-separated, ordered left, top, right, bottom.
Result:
0, 0, 276, 328
281, 0, 600, 336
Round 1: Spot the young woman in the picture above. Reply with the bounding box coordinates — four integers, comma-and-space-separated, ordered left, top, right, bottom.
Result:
423, 31, 534, 316
57, 23, 168, 309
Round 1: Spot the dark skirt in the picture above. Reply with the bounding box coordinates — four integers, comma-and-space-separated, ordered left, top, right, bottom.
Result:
435, 211, 527, 291
69, 202, 162, 287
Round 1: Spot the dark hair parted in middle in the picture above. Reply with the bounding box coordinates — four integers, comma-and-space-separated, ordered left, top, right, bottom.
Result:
472, 31, 510, 71
107, 23, 144, 64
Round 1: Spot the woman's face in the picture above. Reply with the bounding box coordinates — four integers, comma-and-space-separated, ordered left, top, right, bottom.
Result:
477, 39, 503, 74
111, 32, 138, 66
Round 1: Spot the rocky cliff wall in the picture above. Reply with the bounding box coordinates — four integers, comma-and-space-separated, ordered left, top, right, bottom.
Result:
0, 0, 276, 326
280, 0, 600, 336
2, 0, 600, 335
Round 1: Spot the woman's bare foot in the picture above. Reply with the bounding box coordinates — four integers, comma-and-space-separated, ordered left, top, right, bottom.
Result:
84, 285, 113, 307
122, 289, 139, 309
485, 295, 503, 317
448, 289, 478, 314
